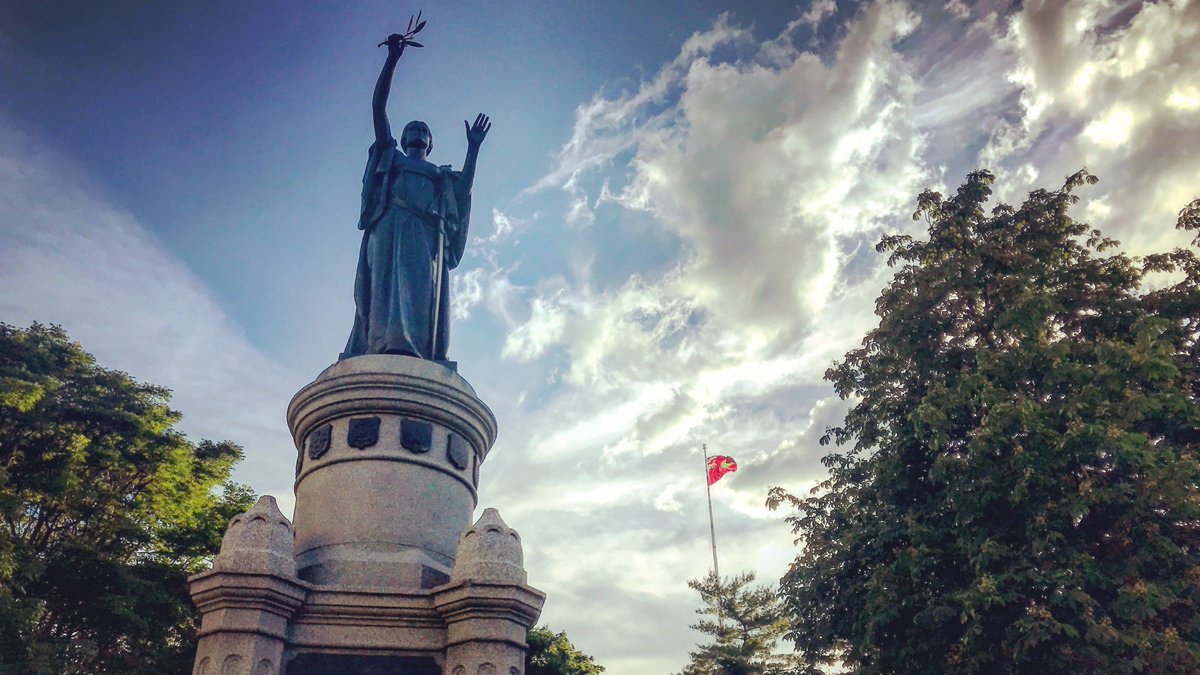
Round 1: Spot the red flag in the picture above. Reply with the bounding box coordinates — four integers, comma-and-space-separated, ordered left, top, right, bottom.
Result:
706, 455, 738, 485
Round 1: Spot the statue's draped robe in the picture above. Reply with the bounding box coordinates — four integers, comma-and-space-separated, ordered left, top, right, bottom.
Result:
342, 137, 471, 360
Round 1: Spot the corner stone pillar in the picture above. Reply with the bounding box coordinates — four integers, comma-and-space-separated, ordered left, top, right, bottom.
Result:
435, 509, 546, 675
189, 496, 307, 675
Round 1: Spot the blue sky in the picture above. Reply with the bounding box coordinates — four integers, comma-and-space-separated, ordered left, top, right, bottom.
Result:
3, 1, 1199, 672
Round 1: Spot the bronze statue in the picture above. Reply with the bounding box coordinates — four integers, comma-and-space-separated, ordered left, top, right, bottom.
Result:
342, 15, 490, 361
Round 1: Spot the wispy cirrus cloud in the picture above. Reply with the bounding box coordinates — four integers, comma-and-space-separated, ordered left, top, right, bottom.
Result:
0, 117, 303, 513
526, 13, 755, 198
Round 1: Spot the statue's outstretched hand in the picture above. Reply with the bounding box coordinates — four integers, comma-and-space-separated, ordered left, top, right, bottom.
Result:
378, 14, 425, 59
384, 33, 405, 59
465, 114, 491, 148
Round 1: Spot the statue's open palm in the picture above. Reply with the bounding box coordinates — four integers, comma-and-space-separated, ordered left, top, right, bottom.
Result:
465, 114, 491, 147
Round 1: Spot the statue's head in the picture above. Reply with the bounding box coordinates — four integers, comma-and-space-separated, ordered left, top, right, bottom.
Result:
401, 120, 433, 157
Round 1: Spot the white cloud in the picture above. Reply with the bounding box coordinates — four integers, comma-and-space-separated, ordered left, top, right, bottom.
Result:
498, 0, 930, 469
0, 117, 302, 514
526, 14, 754, 196
985, 0, 1200, 253
478, 207, 515, 245
564, 195, 594, 228
456, 209, 528, 325
1082, 103, 1134, 148
1167, 84, 1200, 111
803, 0, 838, 26
599, 2, 924, 338
653, 478, 690, 512
491, 5, 936, 670
502, 293, 567, 361
945, 0, 971, 21
451, 267, 483, 320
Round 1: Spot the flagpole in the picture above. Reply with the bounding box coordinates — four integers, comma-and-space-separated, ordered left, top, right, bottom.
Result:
703, 444, 721, 581
703, 443, 725, 633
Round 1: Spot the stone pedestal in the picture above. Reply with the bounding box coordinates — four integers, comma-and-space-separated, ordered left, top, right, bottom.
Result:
190, 356, 544, 674
288, 356, 496, 589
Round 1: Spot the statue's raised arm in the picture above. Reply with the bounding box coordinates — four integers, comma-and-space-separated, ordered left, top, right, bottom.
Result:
459, 113, 491, 197
373, 15, 426, 142
372, 37, 402, 142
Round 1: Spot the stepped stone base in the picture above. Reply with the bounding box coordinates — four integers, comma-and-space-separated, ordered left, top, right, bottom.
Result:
189, 357, 544, 675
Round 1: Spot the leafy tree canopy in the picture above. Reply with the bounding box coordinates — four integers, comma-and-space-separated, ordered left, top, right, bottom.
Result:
0, 323, 255, 674
676, 571, 808, 675
526, 625, 605, 675
768, 171, 1200, 673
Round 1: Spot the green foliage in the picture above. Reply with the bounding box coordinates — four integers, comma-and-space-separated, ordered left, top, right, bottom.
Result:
676, 571, 809, 675
526, 625, 605, 675
767, 171, 1200, 673
0, 323, 255, 673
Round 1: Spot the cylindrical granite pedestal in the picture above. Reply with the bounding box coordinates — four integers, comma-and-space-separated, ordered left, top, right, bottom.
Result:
287, 355, 497, 589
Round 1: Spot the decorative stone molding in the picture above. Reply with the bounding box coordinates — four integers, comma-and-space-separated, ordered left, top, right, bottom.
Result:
288, 355, 497, 460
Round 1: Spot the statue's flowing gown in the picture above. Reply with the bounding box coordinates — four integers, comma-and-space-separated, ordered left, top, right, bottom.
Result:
342, 137, 470, 360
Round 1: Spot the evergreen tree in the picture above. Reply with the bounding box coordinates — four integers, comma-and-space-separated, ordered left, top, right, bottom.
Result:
768, 172, 1200, 673
0, 323, 255, 673
676, 571, 806, 675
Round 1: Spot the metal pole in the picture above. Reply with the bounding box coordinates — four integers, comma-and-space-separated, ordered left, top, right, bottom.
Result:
703, 444, 725, 632
703, 444, 720, 580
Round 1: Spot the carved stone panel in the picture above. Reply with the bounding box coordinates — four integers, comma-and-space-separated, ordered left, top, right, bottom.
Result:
447, 432, 470, 470
287, 654, 440, 674
347, 417, 381, 449
401, 418, 433, 454
307, 424, 332, 460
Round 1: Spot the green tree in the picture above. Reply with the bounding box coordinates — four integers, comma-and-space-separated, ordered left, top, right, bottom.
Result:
0, 323, 255, 674
525, 625, 604, 675
676, 571, 806, 675
768, 171, 1200, 673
